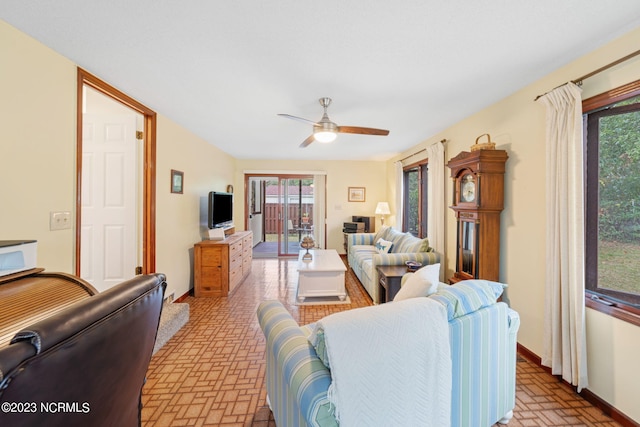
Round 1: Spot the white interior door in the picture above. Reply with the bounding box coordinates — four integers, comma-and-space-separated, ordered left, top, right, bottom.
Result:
81, 112, 139, 292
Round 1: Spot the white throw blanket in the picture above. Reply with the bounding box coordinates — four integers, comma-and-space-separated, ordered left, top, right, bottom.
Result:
308, 298, 451, 427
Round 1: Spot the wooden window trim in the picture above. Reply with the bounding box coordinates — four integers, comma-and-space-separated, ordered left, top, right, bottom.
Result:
582, 79, 640, 112
585, 292, 640, 327
582, 78, 640, 326
403, 159, 428, 237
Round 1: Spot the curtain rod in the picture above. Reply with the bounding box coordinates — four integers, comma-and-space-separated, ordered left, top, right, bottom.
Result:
399, 149, 426, 163
398, 139, 446, 163
534, 48, 640, 101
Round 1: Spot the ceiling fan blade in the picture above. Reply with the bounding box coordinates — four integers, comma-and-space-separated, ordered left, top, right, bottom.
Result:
337, 126, 390, 136
299, 134, 315, 148
278, 113, 318, 126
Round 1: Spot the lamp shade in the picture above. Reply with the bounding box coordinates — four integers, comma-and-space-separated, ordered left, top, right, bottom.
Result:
314, 131, 337, 143
375, 202, 391, 215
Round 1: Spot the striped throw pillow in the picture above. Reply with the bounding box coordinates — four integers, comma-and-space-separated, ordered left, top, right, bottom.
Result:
429, 279, 506, 320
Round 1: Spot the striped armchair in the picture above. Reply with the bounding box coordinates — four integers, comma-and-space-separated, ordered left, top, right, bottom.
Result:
257, 301, 334, 426
257, 281, 520, 427
347, 227, 440, 303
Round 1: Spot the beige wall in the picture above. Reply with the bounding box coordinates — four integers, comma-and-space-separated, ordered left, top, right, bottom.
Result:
0, 20, 235, 301
1, 20, 78, 272
387, 26, 640, 423
235, 159, 387, 253
155, 117, 236, 299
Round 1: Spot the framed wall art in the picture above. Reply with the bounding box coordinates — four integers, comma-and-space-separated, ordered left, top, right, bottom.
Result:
348, 186, 366, 202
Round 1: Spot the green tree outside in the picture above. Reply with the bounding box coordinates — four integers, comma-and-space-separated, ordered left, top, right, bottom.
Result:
596, 96, 640, 295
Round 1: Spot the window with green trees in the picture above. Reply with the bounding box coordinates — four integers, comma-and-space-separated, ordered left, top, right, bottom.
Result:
403, 161, 428, 237
585, 92, 640, 308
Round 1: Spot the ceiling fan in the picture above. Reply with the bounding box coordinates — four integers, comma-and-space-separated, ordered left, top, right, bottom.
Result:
278, 97, 390, 148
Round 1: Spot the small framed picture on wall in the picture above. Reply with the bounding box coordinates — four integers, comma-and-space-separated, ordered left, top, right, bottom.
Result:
348, 186, 366, 202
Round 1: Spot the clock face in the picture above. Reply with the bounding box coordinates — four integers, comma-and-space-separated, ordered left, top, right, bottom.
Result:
461, 174, 476, 202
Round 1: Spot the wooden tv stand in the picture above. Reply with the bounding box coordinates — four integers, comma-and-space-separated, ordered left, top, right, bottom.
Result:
193, 231, 252, 297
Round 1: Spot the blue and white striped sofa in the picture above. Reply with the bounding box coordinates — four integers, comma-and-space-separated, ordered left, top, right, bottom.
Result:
257, 280, 520, 427
347, 227, 440, 303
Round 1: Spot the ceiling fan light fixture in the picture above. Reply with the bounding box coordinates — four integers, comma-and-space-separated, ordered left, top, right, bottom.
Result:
314, 131, 337, 143
280, 97, 389, 148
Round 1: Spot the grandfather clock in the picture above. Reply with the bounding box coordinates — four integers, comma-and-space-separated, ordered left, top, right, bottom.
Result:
447, 149, 508, 283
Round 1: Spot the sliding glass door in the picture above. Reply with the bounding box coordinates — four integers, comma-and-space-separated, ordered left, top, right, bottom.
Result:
277, 177, 314, 256
248, 174, 318, 257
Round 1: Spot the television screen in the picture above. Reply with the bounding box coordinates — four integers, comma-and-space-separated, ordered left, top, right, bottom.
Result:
209, 191, 233, 229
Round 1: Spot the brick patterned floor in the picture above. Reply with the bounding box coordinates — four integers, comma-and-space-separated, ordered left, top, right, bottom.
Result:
141, 258, 621, 427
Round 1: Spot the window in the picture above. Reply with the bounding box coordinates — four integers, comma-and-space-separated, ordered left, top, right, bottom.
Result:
584, 82, 640, 318
403, 161, 428, 237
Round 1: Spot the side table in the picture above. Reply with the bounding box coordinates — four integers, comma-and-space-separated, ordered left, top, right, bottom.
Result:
377, 265, 409, 303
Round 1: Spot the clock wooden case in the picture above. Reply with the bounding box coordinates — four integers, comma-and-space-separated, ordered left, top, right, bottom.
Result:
447, 149, 508, 283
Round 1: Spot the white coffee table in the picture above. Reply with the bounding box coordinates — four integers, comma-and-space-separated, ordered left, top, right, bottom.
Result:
296, 249, 347, 302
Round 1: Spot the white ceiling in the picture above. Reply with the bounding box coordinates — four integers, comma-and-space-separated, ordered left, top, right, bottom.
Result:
3, 1, 640, 161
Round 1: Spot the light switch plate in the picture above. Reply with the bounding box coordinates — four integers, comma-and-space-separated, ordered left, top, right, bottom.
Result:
50, 211, 72, 230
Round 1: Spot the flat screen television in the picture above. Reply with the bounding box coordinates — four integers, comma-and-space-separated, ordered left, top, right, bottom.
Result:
208, 191, 233, 229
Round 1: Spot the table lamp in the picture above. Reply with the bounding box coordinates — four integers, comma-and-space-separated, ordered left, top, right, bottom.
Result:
375, 202, 391, 226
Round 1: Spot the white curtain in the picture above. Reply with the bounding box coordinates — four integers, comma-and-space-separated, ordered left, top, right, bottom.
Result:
426, 142, 446, 281
538, 82, 588, 392
427, 142, 446, 256
395, 161, 404, 229
313, 174, 326, 249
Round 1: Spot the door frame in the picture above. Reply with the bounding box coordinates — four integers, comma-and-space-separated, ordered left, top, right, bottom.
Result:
75, 68, 157, 275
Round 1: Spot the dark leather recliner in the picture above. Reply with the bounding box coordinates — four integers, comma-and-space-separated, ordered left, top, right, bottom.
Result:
0, 273, 166, 427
